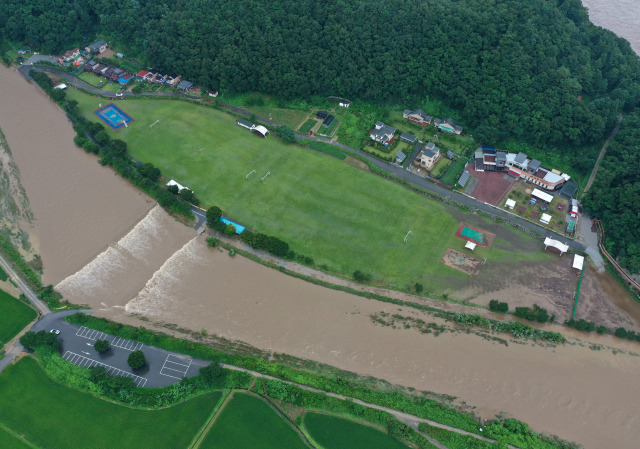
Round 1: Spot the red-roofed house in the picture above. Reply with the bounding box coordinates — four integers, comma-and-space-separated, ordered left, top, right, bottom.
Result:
136, 70, 150, 81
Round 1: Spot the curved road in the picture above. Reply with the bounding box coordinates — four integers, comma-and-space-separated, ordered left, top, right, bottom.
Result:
0, 253, 49, 315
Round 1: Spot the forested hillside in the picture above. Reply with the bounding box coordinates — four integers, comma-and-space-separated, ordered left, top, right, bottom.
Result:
583, 113, 640, 272
2, 0, 640, 147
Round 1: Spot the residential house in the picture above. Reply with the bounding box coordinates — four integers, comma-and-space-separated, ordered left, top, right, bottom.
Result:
93, 64, 108, 75
154, 73, 168, 84
71, 55, 86, 67
434, 117, 463, 134
58, 48, 80, 65
103, 66, 116, 79
403, 109, 432, 126
400, 132, 417, 144
416, 142, 441, 170
110, 68, 125, 81
177, 80, 194, 92
85, 60, 98, 72
165, 74, 181, 87
85, 40, 108, 54
316, 110, 328, 119
474, 147, 507, 172
369, 122, 396, 144
118, 73, 133, 85
135, 70, 150, 81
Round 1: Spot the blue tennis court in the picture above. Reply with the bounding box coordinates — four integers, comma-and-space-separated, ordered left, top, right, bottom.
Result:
94, 103, 134, 130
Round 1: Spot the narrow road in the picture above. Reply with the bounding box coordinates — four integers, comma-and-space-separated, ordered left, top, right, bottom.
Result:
581, 113, 623, 198
0, 253, 49, 315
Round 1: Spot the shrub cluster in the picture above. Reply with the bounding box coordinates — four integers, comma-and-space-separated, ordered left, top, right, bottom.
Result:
514, 304, 552, 323
489, 300, 508, 313
614, 327, 640, 342
20, 331, 60, 351
453, 313, 565, 344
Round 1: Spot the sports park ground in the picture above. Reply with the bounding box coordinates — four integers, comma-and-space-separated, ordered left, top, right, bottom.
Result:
0, 288, 36, 345
66, 89, 551, 292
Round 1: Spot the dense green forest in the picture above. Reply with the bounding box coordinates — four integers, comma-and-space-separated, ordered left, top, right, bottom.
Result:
583, 113, 640, 272
2, 0, 640, 148
1, 0, 640, 272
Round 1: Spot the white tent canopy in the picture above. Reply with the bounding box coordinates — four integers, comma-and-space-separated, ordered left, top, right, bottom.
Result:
573, 254, 584, 270
544, 237, 569, 254
540, 213, 552, 224
166, 179, 187, 191
532, 188, 553, 203
465, 241, 476, 250
253, 125, 269, 137
505, 199, 516, 209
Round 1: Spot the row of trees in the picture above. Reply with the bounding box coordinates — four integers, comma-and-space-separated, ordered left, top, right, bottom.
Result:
3, 0, 640, 147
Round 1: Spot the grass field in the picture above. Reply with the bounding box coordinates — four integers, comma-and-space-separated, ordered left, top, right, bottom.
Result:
0, 357, 220, 449
66, 89, 550, 290
0, 425, 33, 449
77, 72, 123, 92
304, 412, 409, 449
298, 118, 317, 134
0, 289, 36, 345
201, 393, 307, 449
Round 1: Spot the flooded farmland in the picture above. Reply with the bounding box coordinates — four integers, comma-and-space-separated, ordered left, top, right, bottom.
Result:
2, 62, 640, 449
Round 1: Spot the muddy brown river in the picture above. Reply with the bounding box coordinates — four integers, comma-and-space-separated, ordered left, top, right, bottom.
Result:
2, 63, 640, 449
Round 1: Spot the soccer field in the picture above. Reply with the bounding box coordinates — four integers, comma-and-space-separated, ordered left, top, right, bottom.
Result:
67, 90, 548, 289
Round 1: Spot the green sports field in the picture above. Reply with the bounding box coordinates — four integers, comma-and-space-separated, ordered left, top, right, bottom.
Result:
0, 357, 220, 449
67, 90, 549, 290
304, 412, 409, 449
0, 426, 33, 449
200, 392, 307, 449
0, 289, 36, 345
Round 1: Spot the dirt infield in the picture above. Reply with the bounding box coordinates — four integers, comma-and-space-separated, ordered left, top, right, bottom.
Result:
465, 165, 516, 205
441, 248, 482, 276
454, 222, 496, 249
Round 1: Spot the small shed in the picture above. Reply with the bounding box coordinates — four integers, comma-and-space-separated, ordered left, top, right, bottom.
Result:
446, 150, 455, 160
544, 237, 569, 255
465, 241, 476, 251
400, 132, 417, 144
540, 213, 552, 225
339, 101, 351, 108
322, 115, 335, 127
396, 151, 407, 164
505, 199, 516, 209
572, 254, 584, 271
316, 110, 328, 119
176, 80, 193, 92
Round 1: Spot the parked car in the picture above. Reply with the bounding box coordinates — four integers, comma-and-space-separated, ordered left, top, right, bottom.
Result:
50, 329, 60, 335
115, 92, 123, 97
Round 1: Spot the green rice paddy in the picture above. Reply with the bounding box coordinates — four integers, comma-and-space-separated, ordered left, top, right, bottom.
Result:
304, 412, 409, 449
67, 89, 549, 290
200, 392, 307, 449
0, 289, 36, 345
0, 357, 220, 449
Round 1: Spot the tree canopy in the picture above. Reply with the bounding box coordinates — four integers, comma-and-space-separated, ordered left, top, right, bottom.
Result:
3, 0, 640, 147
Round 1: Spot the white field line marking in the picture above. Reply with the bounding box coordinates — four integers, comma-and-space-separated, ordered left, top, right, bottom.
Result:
62, 352, 147, 387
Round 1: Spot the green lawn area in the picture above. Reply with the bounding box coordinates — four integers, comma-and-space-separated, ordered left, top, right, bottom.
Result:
432, 157, 451, 177
304, 412, 409, 449
201, 393, 307, 449
0, 289, 36, 345
0, 357, 220, 449
441, 157, 468, 186
66, 89, 549, 290
298, 118, 317, 134
77, 71, 123, 92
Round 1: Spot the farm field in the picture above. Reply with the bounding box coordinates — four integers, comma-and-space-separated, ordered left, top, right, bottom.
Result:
200, 392, 307, 449
304, 412, 409, 449
0, 426, 33, 449
66, 89, 550, 290
0, 289, 36, 345
0, 357, 220, 449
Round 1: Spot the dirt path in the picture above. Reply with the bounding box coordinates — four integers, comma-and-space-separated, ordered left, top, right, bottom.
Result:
582, 113, 623, 198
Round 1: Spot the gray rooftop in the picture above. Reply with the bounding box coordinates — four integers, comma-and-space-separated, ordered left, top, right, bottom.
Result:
514, 152, 528, 164
458, 171, 471, 188
447, 150, 455, 159
237, 118, 255, 128
400, 132, 417, 142
177, 80, 194, 90
396, 151, 407, 163
528, 159, 542, 171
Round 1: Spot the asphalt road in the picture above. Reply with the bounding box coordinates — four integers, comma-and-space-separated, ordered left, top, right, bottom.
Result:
0, 253, 49, 315
32, 312, 211, 388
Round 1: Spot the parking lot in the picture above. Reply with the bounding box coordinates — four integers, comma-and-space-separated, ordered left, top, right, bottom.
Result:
32, 312, 212, 388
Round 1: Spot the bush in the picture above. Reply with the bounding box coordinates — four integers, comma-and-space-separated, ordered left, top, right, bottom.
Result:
206, 237, 219, 247
353, 270, 372, 282
20, 331, 60, 351
489, 300, 508, 313
276, 125, 296, 143
200, 362, 227, 387
224, 224, 236, 237
615, 327, 628, 339
167, 184, 179, 195
415, 283, 424, 293
127, 350, 146, 369
94, 339, 110, 353
206, 206, 222, 226
138, 162, 161, 180
596, 326, 608, 335
514, 305, 549, 323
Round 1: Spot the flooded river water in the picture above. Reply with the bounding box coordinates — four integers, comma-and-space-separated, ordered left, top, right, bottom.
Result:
2, 59, 640, 449
582, 0, 640, 55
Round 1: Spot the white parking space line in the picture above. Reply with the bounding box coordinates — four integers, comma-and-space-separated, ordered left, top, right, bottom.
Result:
109, 336, 143, 352
75, 327, 108, 342
159, 354, 192, 379
62, 351, 147, 387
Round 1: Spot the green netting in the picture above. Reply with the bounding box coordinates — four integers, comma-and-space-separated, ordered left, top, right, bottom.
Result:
567, 221, 575, 231
461, 227, 484, 243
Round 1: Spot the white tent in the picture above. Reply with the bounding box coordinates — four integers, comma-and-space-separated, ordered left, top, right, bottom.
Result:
544, 237, 569, 255
532, 188, 553, 203
540, 213, 552, 224
166, 179, 187, 191
54, 83, 67, 90
505, 198, 516, 209
253, 125, 269, 137
573, 254, 584, 271
465, 241, 476, 251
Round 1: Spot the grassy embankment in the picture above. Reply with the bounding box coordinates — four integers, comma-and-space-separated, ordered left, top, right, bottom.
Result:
0, 289, 36, 346
0, 357, 220, 449
66, 88, 550, 292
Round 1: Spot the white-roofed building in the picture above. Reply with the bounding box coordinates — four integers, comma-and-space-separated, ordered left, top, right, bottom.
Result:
544, 237, 569, 255
505, 198, 516, 209
532, 188, 553, 203
573, 254, 584, 271
465, 241, 476, 251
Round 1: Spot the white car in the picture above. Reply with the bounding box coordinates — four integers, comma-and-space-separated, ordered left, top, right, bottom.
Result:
115, 92, 123, 97
50, 329, 60, 335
